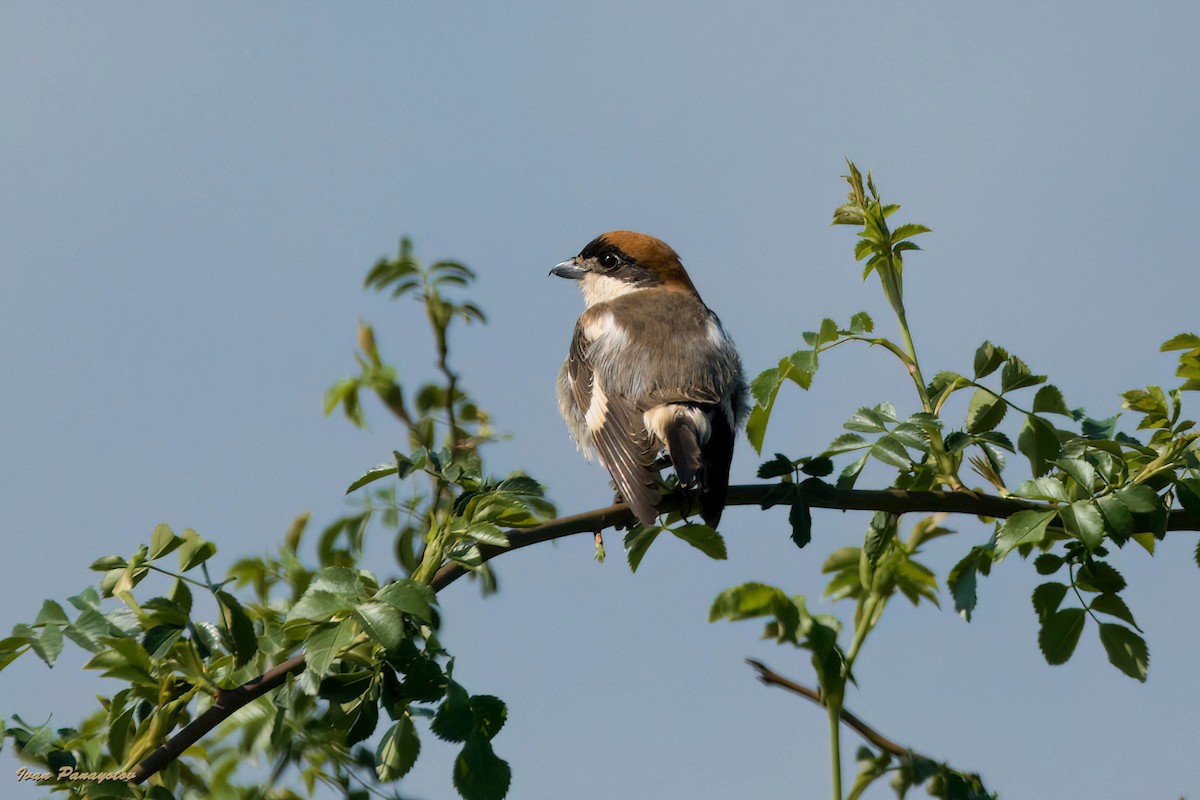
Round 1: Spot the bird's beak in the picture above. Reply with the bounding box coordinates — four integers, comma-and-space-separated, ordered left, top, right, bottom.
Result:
549, 258, 587, 280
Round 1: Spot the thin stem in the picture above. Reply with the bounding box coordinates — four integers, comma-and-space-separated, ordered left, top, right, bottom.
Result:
828, 699, 844, 800
747, 659, 938, 763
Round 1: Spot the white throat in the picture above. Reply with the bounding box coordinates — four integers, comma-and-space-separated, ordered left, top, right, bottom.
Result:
580, 272, 643, 307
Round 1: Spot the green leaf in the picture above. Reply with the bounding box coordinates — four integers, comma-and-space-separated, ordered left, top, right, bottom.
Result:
966, 389, 1006, 434
1098, 624, 1149, 682
1096, 495, 1134, 541
432, 681, 472, 743
347, 464, 400, 494
470, 695, 508, 740
454, 733, 512, 800
1001, 356, 1045, 392
1174, 478, 1200, 516
669, 524, 727, 560
1018, 415, 1061, 477
849, 311, 873, 334
799, 456, 834, 477
176, 529, 217, 571
1117, 484, 1160, 514
149, 523, 183, 560
1032, 582, 1068, 623
824, 432, 869, 455
1161, 332, 1200, 351
376, 715, 421, 781
623, 526, 661, 573
789, 500, 812, 549
1089, 593, 1140, 630
1032, 385, 1071, 416
994, 510, 1057, 560
973, 342, 1008, 379
1038, 608, 1086, 665
216, 591, 257, 668
845, 408, 889, 433
745, 404, 771, 455
837, 452, 870, 490
947, 548, 986, 622
1033, 553, 1064, 575
31, 624, 64, 667
757, 453, 794, 479
1013, 477, 1068, 503
749, 367, 781, 407
816, 318, 840, 346
1060, 500, 1105, 551
1056, 458, 1095, 493
1077, 561, 1126, 593
869, 435, 912, 469
375, 579, 436, 623
34, 600, 69, 627
354, 601, 406, 651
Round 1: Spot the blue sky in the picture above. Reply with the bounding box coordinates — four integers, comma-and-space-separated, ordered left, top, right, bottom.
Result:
2, 3, 1198, 798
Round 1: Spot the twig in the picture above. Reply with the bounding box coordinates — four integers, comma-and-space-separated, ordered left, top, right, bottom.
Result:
130, 483, 1200, 783
745, 659, 935, 763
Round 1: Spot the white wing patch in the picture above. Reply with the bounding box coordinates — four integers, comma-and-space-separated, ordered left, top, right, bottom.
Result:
643, 404, 712, 446
585, 380, 609, 434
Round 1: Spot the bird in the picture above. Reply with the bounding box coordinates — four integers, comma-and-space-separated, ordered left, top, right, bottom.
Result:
551, 230, 748, 528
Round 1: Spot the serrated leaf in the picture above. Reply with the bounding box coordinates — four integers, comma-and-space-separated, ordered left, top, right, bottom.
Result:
1089, 593, 1140, 630
669, 524, 727, 560
1001, 356, 1045, 392
623, 526, 661, 573
947, 547, 986, 622
149, 523, 183, 560
1098, 623, 1149, 681
432, 681, 473, 743
845, 408, 889, 433
1033, 385, 1071, 416
1161, 333, 1200, 351
1018, 415, 1061, 477
1013, 477, 1069, 503
1077, 561, 1126, 593
869, 435, 912, 469
375, 579, 436, 623
454, 732, 512, 800
1117, 484, 1160, 514
1056, 457, 1096, 492
347, 464, 400, 494
1032, 582, 1068, 623
376, 715, 421, 781
994, 510, 1057, 560
1033, 553, 1064, 575
800, 456, 834, 477
973, 342, 1008, 379
745, 403, 770, 455
789, 501, 812, 549
824, 432, 869, 455
837, 452, 870, 490
1060, 500, 1105, 551
177, 529, 217, 571
216, 591, 257, 668
1096, 495, 1134, 541
749, 367, 782, 408
757, 453, 794, 479
849, 311, 873, 334
1038, 607, 1086, 665
1174, 478, 1200, 516
354, 601, 406, 651
966, 389, 1006, 434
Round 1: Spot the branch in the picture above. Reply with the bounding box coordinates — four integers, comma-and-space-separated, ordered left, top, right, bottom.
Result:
745, 658, 936, 763
131, 482, 1200, 783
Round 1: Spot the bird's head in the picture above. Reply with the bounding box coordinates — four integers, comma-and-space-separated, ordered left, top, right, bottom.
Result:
550, 230, 699, 306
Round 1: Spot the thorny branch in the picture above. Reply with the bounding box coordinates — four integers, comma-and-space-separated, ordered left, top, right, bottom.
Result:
129, 483, 1200, 784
